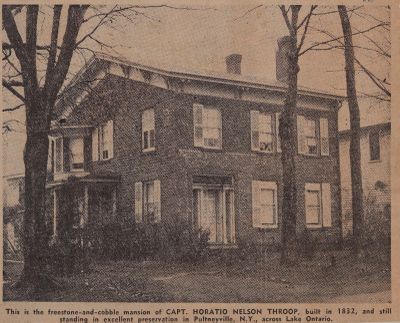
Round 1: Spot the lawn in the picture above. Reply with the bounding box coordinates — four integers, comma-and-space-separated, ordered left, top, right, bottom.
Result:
3, 249, 390, 302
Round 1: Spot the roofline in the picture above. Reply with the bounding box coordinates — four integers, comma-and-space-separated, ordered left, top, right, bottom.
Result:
93, 53, 346, 102
3, 173, 25, 180
339, 122, 391, 137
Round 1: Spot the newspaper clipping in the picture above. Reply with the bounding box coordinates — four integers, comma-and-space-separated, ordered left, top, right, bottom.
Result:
1, 1, 399, 322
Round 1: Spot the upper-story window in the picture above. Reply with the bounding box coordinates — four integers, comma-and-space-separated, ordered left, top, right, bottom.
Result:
369, 130, 380, 161
193, 104, 222, 149
92, 120, 114, 161
142, 109, 155, 152
251, 111, 281, 153
70, 137, 84, 171
297, 115, 329, 156
305, 118, 317, 155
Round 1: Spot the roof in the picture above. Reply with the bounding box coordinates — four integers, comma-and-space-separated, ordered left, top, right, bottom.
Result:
93, 52, 345, 101
339, 122, 391, 138
56, 52, 345, 117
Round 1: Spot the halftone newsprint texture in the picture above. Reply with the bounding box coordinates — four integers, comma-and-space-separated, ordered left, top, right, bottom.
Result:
1, 1, 399, 322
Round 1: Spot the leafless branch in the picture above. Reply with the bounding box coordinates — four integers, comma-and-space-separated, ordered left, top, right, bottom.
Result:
2, 79, 26, 102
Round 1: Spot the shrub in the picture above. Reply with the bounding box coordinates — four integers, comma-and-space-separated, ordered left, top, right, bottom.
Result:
363, 199, 390, 262
158, 220, 210, 263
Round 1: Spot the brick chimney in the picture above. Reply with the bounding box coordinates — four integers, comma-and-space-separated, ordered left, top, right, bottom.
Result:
276, 36, 291, 83
225, 54, 242, 75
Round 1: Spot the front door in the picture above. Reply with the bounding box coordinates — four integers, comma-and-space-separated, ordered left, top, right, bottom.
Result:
193, 186, 235, 245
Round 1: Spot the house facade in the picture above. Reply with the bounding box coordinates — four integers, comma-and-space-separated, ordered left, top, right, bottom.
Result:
339, 120, 391, 236
46, 38, 344, 247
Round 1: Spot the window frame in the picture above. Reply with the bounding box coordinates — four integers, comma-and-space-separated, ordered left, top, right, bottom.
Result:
142, 108, 156, 153
193, 104, 222, 150
252, 181, 279, 229
369, 130, 381, 162
69, 137, 84, 171
304, 117, 318, 156
304, 182, 332, 229
98, 120, 113, 161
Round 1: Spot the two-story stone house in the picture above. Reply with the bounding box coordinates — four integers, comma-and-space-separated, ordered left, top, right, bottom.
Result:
46, 37, 345, 247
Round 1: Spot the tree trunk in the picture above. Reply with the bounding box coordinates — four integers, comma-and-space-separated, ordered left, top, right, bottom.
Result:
338, 6, 364, 256
16, 101, 56, 293
280, 33, 300, 265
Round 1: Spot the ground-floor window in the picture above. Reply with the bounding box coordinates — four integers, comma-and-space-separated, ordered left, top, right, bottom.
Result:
134, 180, 161, 223
305, 183, 332, 228
252, 181, 278, 228
192, 185, 235, 244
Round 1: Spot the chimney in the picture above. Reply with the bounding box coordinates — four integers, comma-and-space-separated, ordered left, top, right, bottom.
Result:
225, 54, 242, 75
276, 36, 291, 83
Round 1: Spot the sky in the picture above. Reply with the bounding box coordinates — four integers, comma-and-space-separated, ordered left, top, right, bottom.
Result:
2, 3, 391, 175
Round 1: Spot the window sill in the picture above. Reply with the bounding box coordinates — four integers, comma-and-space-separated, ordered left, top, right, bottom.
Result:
208, 243, 238, 249
369, 159, 381, 163
93, 158, 113, 164
194, 146, 223, 152
142, 148, 156, 153
254, 225, 279, 230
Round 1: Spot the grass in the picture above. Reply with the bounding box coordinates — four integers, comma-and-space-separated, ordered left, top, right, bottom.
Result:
3, 248, 390, 302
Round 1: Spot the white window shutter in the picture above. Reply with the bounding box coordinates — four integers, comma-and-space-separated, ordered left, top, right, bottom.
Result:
107, 120, 114, 158
154, 180, 161, 223
252, 181, 262, 227
193, 104, 204, 147
297, 115, 306, 154
92, 128, 99, 161
322, 183, 332, 227
320, 118, 329, 156
275, 113, 282, 152
135, 182, 143, 223
250, 110, 260, 151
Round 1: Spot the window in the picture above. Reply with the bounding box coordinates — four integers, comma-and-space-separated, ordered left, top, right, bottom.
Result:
142, 109, 155, 151
250, 111, 281, 153
305, 183, 332, 228
193, 104, 222, 149
192, 184, 235, 244
297, 116, 329, 156
54, 137, 63, 173
134, 180, 161, 223
69, 137, 84, 171
305, 119, 317, 155
92, 120, 114, 161
369, 130, 380, 161
252, 181, 278, 228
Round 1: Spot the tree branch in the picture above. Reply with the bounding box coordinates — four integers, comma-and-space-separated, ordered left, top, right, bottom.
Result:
297, 5, 317, 55
44, 5, 62, 92
2, 79, 26, 102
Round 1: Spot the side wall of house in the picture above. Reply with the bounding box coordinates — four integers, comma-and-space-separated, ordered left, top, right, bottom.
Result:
340, 126, 391, 236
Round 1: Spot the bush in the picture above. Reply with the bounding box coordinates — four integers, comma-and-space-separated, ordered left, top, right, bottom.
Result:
82, 218, 210, 263
363, 199, 390, 262
158, 220, 210, 263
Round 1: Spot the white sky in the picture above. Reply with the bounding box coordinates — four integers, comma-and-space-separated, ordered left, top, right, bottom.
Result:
2, 4, 391, 175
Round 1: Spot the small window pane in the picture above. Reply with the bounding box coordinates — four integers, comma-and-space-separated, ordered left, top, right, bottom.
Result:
259, 114, 272, 133
306, 207, 320, 224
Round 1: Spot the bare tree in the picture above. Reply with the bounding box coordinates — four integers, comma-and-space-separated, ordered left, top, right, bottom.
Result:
338, 5, 364, 256
2, 4, 202, 292
278, 5, 316, 264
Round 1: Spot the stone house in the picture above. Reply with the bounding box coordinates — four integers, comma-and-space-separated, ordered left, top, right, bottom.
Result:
46, 37, 345, 247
